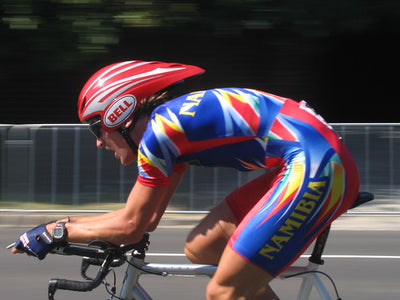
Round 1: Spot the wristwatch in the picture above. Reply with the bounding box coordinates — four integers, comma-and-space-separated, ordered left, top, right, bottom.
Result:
52, 222, 68, 243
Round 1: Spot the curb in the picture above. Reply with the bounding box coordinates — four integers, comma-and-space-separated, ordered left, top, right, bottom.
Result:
331, 214, 400, 231
1, 211, 399, 231
0, 212, 206, 228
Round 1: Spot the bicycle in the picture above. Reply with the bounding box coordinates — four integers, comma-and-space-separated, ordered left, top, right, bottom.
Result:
45, 192, 374, 300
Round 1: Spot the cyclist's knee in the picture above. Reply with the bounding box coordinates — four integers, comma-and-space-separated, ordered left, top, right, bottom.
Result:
184, 244, 202, 264
206, 280, 280, 300
206, 280, 262, 300
184, 240, 220, 265
206, 279, 234, 300
184, 229, 207, 264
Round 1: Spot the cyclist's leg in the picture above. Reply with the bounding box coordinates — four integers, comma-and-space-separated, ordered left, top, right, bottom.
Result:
185, 197, 279, 299
185, 200, 237, 265
207, 246, 278, 300
208, 146, 359, 299
185, 167, 281, 265
185, 169, 282, 299
204, 161, 300, 300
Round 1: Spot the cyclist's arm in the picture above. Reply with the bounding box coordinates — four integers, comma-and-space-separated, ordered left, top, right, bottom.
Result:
146, 171, 185, 231
47, 171, 185, 245
56, 209, 123, 224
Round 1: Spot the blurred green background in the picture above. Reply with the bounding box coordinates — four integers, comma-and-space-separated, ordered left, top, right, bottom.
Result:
1, 0, 399, 124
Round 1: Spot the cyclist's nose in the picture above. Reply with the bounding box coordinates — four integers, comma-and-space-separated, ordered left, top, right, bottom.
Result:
96, 138, 104, 148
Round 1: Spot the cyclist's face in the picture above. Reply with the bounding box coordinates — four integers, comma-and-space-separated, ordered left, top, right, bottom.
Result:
95, 130, 136, 165
87, 120, 134, 166
87, 117, 147, 166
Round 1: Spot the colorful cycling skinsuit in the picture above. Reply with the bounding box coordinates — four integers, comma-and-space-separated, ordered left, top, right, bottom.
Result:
137, 87, 360, 276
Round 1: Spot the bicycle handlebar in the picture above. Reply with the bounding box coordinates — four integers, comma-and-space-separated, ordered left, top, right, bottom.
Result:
48, 233, 150, 300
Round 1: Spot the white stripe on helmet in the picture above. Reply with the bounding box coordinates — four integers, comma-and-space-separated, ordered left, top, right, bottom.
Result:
82, 67, 184, 119
80, 61, 136, 100
81, 76, 158, 120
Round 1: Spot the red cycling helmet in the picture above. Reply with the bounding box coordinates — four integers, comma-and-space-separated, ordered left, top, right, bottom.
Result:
78, 60, 205, 131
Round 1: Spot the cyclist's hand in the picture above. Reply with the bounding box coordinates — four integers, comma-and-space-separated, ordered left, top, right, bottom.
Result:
12, 224, 55, 260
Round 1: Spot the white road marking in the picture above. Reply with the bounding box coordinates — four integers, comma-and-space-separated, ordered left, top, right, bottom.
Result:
147, 253, 186, 257
314, 255, 400, 259
146, 253, 400, 259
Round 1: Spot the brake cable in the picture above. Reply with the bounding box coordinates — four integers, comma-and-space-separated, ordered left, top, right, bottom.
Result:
283, 270, 342, 300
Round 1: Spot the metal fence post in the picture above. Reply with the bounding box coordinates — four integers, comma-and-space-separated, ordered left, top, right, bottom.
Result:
72, 127, 80, 205
28, 127, 37, 203
51, 127, 58, 204
388, 125, 394, 198
96, 147, 102, 204
364, 125, 370, 191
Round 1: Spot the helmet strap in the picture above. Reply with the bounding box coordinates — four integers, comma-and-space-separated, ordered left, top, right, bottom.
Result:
118, 125, 138, 154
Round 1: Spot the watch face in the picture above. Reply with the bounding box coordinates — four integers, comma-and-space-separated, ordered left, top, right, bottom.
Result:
54, 228, 62, 238
53, 224, 64, 239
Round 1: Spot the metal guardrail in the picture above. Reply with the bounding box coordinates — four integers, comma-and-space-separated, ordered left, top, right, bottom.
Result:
1, 123, 399, 212
1, 209, 399, 216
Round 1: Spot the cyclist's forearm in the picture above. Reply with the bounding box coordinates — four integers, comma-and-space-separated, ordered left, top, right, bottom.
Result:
146, 171, 184, 231
46, 208, 133, 244
58, 209, 123, 224
47, 182, 168, 245
64, 214, 131, 244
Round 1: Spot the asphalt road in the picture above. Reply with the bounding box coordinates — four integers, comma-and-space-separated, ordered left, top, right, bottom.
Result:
1, 227, 399, 300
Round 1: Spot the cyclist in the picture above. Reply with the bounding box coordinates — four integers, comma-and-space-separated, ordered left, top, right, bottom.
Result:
12, 60, 360, 300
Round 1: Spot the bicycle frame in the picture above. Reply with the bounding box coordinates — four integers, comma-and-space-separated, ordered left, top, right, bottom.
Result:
117, 253, 334, 300
119, 257, 215, 300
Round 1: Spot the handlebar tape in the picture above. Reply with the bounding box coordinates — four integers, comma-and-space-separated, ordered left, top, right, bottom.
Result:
48, 275, 105, 300
49, 278, 99, 292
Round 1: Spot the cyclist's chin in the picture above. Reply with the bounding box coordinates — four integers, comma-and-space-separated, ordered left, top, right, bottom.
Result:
117, 152, 135, 166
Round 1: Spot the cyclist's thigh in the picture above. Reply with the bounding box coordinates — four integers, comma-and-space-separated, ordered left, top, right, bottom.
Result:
185, 200, 237, 265
225, 166, 283, 222
228, 149, 354, 277
208, 245, 277, 300
185, 169, 281, 265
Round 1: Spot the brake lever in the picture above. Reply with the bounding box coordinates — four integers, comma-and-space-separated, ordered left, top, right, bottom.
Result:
6, 242, 15, 249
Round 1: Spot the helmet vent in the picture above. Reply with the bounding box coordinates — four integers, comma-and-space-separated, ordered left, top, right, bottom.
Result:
79, 97, 87, 113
